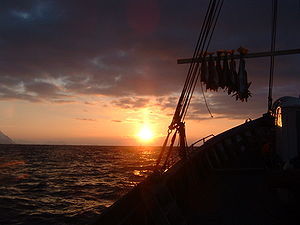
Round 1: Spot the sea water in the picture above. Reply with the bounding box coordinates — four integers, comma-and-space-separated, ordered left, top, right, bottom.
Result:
0, 145, 160, 225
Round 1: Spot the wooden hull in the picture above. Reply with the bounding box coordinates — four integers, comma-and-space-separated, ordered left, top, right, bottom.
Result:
94, 115, 300, 225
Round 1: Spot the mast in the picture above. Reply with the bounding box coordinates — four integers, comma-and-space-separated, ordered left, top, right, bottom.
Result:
268, 0, 278, 112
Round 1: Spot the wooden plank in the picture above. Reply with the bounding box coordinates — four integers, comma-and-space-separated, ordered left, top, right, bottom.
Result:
177, 48, 300, 64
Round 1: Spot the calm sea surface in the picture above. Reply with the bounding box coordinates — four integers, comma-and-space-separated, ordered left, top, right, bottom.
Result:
0, 145, 161, 225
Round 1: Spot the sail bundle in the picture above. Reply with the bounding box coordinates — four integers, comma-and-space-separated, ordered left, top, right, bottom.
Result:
200, 47, 252, 102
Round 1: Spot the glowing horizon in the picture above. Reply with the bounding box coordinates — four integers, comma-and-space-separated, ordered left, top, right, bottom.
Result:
0, 96, 246, 145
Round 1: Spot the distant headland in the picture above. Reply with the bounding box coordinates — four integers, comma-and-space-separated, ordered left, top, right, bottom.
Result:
0, 131, 15, 144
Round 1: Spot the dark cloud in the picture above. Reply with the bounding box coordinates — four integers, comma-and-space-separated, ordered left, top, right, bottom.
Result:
112, 120, 122, 123
112, 97, 149, 109
155, 96, 178, 110
25, 81, 61, 96
186, 92, 267, 120
0, 0, 299, 118
84, 101, 96, 105
75, 118, 96, 122
52, 99, 75, 104
0, 84, 39, 102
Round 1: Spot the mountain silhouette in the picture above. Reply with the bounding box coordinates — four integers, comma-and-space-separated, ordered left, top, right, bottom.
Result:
0, 131, 15, 144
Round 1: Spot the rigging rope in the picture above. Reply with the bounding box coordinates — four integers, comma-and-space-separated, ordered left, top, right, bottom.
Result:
268, 0, 278, 112
176, 0, 216, 124
156, 0, 224, 171
201, 82, 214, 117
183, 0, 224, 120
179, 0, 224, 123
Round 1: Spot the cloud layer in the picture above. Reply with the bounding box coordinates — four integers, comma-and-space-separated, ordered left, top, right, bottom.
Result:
1, 0, 300, 119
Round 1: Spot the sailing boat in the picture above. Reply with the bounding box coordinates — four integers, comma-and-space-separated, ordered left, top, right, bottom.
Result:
93, 1, 300, 224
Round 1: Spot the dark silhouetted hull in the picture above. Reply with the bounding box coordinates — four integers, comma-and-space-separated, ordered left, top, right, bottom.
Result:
94, 115, 300, 225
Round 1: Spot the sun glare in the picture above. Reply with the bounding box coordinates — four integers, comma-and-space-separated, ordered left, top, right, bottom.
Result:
138, 126, 153, 142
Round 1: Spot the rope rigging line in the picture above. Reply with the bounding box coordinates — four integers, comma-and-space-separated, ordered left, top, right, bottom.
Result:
201, 81, 214, 118
174, 0, 214, 121
268, 0, 278, 112
170, 2, 213, 128
181, 0, 223, 122
155, 0, 224, 171
182, 0, 224, 121
175, 0, 216, 124
182, 0, 214, 91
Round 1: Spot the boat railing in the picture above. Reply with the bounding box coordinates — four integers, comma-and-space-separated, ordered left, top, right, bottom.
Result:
189, 134, 215, 149
161, 134, 215, 172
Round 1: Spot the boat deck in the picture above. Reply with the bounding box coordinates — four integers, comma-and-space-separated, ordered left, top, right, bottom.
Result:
94, 115, 300, 225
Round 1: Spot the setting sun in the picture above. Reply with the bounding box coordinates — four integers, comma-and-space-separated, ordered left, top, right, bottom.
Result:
138, 126, 153, 141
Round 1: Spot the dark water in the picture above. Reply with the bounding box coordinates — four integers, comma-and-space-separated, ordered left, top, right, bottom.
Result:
0, 145, 160, 225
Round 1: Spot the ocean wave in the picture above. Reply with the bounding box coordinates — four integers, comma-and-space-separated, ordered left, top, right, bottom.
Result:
0, 145, 160, 225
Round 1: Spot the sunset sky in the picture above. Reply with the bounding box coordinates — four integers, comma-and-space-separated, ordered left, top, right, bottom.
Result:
0, 0, 299, 145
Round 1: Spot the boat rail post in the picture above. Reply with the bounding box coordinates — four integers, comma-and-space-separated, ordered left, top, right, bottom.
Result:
178, 122, 188, 160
